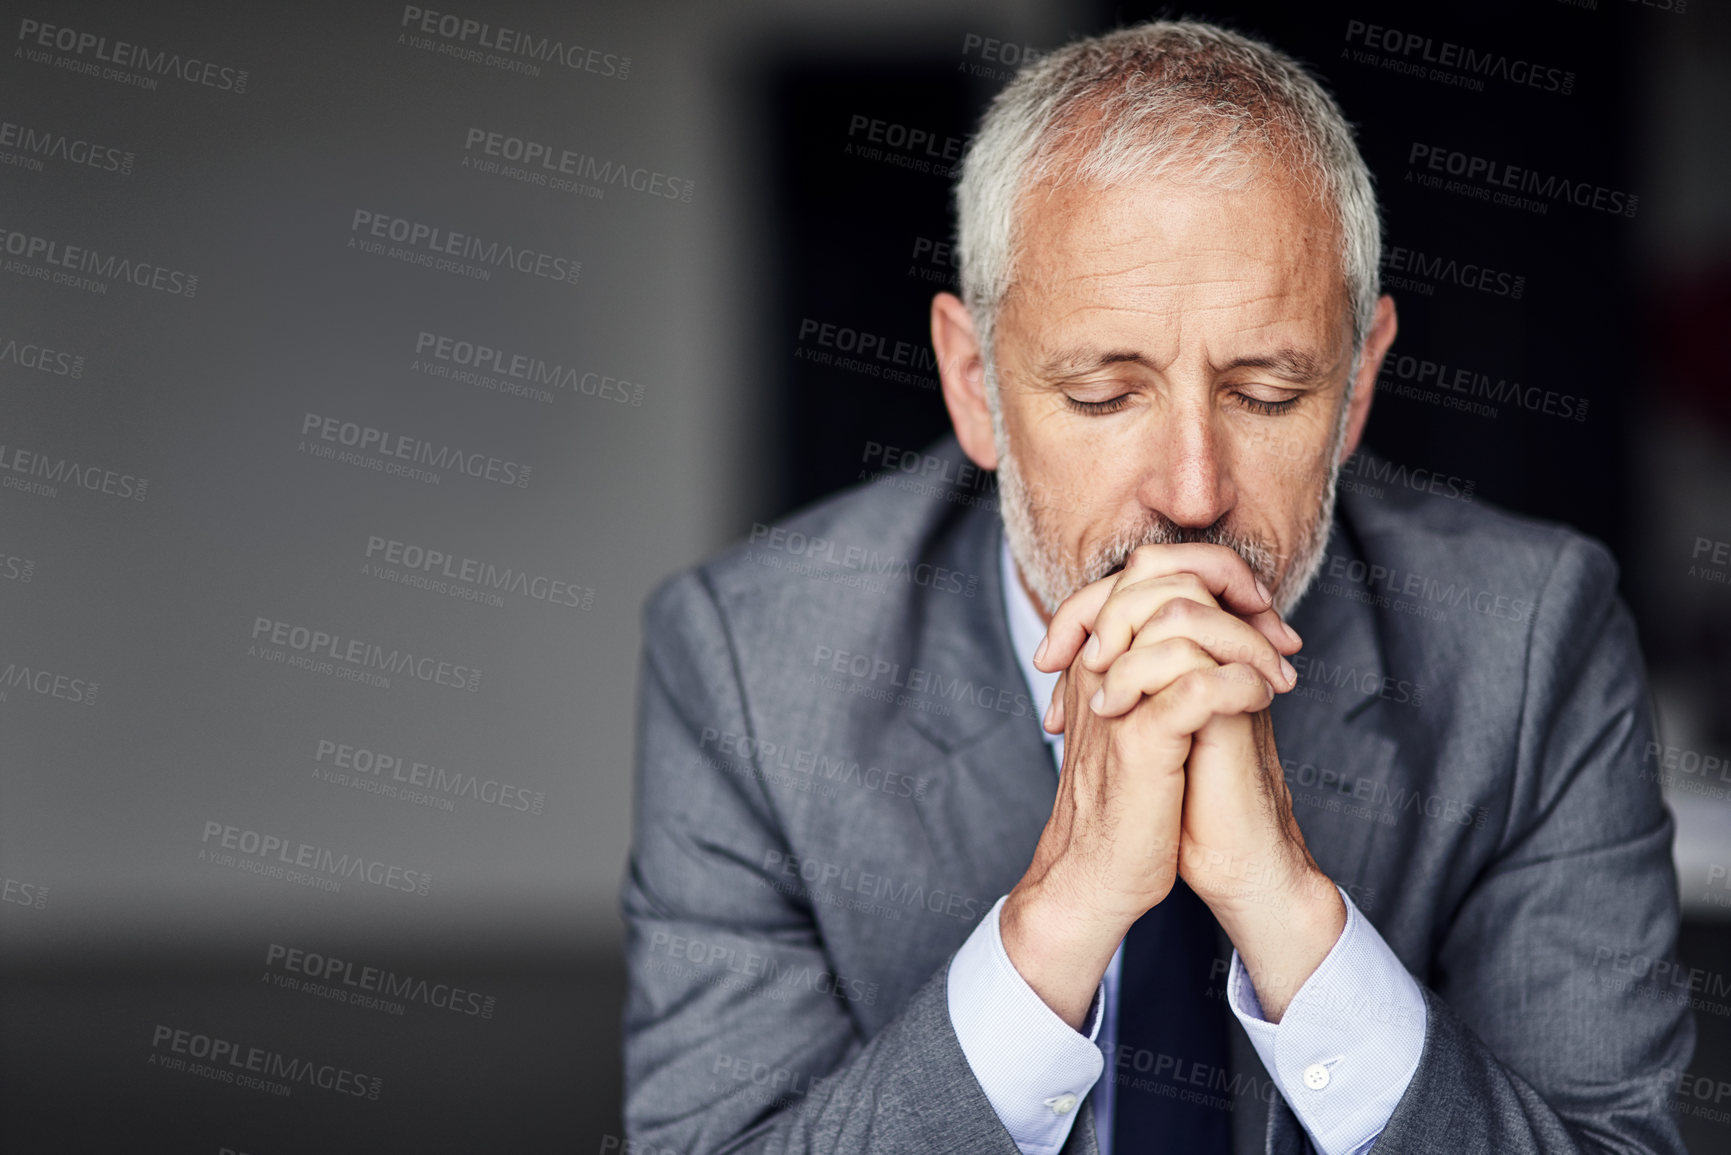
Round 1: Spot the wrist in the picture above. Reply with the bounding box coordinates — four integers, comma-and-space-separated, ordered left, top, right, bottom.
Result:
1215, 868, 1345, 1023
1000, 878, 1128, 1031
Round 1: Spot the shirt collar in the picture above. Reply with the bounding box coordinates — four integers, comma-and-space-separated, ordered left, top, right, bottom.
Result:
999, 534, 1062, 749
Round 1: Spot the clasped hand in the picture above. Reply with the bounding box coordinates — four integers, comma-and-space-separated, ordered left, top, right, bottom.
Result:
1001, 543, 1345, 1027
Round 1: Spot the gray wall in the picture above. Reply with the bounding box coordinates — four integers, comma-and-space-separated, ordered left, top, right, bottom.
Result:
0, 0, 1053, 1149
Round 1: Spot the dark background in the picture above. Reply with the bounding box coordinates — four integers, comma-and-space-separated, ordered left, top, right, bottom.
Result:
4, 0, 1728, 1151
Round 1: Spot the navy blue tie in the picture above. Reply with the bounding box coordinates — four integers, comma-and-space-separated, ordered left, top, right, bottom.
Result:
1109, 877, 1234, 1154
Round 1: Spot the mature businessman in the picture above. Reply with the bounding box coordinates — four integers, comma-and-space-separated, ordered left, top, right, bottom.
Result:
622, 20, 1694, 1155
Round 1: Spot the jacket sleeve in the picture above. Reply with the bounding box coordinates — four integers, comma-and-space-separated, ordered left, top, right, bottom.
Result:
620, 568, 1030, 1155
1281, 535, 1696, 1155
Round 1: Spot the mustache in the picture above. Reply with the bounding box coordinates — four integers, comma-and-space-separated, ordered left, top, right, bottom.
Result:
1092, 514, 1280, 586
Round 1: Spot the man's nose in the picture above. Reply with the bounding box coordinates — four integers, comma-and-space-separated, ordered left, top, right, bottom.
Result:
1136, 406, 1235, 528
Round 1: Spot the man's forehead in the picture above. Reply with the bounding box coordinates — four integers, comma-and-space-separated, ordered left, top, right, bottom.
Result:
1009, 171, 1341, 292
1002, 176, 1353, 359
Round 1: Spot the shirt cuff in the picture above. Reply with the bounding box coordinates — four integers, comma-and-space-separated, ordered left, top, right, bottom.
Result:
947, 894, 1106, 1155
1225, 884, 1426, 1155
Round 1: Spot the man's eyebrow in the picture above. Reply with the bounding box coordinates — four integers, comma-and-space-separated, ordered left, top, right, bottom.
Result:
1215, 348, 1335, 383
1030, 346, 1336, 383
1031, 348, 1157, 377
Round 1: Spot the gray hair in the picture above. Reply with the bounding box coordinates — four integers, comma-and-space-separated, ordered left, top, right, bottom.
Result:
955, 19, 1381, 384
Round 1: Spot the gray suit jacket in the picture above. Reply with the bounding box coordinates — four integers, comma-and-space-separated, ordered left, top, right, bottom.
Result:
621, 436, 1694, 1155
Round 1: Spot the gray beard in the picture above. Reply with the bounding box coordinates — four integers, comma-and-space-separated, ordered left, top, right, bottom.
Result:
990, 389, 1348, 621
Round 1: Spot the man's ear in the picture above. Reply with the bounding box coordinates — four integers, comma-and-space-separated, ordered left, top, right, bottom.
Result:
1338, 294, 1398, 463
931, 292, 998, 471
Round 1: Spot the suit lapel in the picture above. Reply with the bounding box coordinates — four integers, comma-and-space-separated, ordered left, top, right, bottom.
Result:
898, 500, 1062, 905
1270, 506, 1407, 913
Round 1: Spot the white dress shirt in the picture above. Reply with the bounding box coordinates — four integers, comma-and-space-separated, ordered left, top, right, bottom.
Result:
944, 538, 1428, 1155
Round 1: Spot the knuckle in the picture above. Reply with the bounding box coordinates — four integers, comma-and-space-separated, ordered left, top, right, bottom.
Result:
1175, 668, 1213, 702
1172, 636, 1212, 666
1230, 662, 1271, 697
1164, 597, 1200, 621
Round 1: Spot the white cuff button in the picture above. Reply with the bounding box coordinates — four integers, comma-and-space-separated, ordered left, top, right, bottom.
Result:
1045, 1093, 1078, 1115
1302, 1063, 1332, 1090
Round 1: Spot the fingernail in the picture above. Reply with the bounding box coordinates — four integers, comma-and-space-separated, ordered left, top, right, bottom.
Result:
1043, 696, 1055, 729
1281, 658, 1297, 687
1255, 579, 1274, 605
1286, 624, 1303, 647
1089, 687, 1105, 713
1034, 635, 1049, 666
1082, 634, 1100, 665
